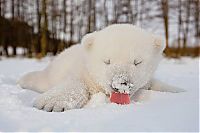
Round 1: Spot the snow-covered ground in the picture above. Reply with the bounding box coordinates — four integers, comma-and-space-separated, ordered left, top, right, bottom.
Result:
0, 57, 199, 132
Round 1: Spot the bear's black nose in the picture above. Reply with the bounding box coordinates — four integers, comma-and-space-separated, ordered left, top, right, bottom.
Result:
121, 82, 127, 86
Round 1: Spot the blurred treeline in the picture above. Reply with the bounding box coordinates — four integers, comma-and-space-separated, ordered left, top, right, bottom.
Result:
0, 0, 199, 58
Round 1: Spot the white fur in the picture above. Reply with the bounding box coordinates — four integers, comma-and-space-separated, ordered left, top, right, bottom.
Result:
18, 24, 183, 112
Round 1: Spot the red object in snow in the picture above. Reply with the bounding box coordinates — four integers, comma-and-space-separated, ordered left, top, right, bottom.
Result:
110, 92, 130, 104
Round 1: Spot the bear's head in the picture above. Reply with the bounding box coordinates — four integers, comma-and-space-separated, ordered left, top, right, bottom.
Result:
82, 24, 165, 95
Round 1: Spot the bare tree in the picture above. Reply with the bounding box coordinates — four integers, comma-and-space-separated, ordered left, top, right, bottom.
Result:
63, 0, 67, 38
36, 0, 41, 54
0, 0, 5, 17
115, 0, 134, 23
103, 0, 108, 26
11, 0, 15, 20
182, 0, 191, 53
69, 0, 74, 45
0, 0, 2, 16
16, 0, 20, 18
161, 0, 169, 53
177, 0, 183, 57
50, 0, 59, 55
40, 0, 48, 56
87, 0, 96, 33
193, 0, 200, 40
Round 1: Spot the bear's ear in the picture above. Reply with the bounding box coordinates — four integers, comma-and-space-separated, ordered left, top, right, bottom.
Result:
82, 32, 97, 50
153, 35, 165, 52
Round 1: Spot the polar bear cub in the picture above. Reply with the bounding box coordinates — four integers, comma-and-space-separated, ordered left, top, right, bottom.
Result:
18, 24, 183, 112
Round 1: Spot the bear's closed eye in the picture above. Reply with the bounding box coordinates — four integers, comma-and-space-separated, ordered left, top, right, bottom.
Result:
104, 59, 111, 65
134, 60, 142, 66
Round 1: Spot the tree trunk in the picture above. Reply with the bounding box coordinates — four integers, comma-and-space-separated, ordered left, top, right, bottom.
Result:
139, 0, 144, 25
87, 0, 91, 33
36, 0, 41, 54
63, 0, 67, 47
0, 0, 1, 16
11, 0, 14, 20
62, 0, 67, 48
177, 0, 182, 57
1, 0, 6, 17
161, 0, 169, 54
194, 0, 200, 39
183, 0, 191, 55
11, 0, 17, 56
40, 0, 48, 57
69, 0, 74, 46
12, 46, 17, 56
16, 0, 20, 18
3, 39, 9, 57
104, 0, 108, 26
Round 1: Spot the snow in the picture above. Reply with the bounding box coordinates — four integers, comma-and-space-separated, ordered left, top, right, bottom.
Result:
111, 73, 134, 94
0, 57, 199, 132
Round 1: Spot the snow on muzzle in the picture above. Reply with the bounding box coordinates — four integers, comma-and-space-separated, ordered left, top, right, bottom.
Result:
111, 73, 134, 94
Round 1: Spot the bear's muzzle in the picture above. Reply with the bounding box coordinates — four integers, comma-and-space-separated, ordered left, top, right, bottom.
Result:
111, 73, 134, 94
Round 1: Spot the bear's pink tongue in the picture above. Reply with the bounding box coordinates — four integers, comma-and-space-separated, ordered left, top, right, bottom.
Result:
110, 92, 130, 104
